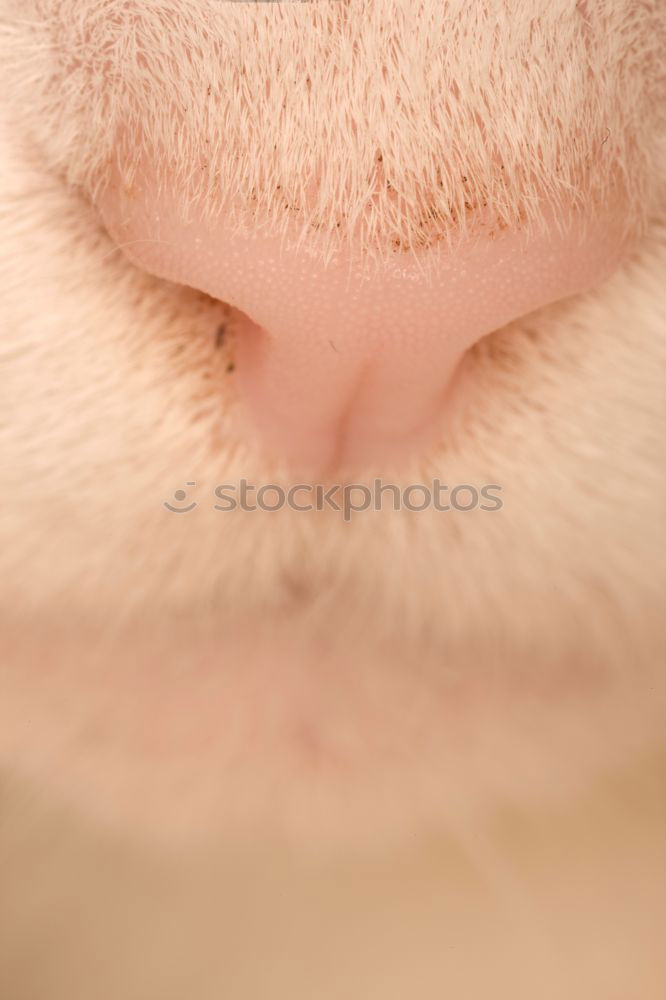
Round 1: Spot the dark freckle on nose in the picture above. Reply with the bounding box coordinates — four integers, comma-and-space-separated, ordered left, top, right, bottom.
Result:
215, 323, 227, 349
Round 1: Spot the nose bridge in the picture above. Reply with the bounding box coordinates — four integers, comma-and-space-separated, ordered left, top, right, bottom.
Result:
220, 226, 448, 356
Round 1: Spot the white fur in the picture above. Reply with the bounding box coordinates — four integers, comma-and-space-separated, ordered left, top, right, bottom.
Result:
0, 0, 664, 840
1, 0, 664, 266
0, 6, 665, 996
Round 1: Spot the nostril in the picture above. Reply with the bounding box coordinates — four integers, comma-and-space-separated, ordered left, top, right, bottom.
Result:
99, 178, 630, 477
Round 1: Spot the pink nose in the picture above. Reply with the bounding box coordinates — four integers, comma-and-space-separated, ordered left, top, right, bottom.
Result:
100, 181, 626, 476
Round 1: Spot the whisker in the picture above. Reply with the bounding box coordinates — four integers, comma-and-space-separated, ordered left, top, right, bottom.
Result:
98, 237, 180, 264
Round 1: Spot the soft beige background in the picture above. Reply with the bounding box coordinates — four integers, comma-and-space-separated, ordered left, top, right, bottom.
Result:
1, 758, 664, 1000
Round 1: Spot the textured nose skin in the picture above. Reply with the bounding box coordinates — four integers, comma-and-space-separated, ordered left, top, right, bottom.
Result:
100, 184, 626, 476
